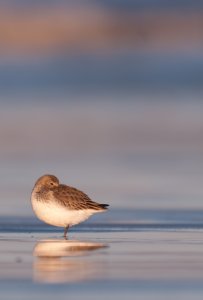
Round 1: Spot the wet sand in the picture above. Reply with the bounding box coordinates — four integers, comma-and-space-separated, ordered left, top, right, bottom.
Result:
1, 226, 203, 300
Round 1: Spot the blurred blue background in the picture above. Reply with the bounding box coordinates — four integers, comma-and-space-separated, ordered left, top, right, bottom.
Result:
0, 0, 203, 217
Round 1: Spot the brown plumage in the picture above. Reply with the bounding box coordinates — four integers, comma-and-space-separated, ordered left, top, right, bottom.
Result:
52, 185, 109, 211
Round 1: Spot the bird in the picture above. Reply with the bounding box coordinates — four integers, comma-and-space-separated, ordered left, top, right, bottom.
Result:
31, 174, 109, 238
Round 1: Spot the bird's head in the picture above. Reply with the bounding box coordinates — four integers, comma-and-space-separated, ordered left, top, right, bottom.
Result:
33, 174, 59, 191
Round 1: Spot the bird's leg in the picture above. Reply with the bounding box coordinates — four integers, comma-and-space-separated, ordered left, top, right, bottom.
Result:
64, 225, 69, 239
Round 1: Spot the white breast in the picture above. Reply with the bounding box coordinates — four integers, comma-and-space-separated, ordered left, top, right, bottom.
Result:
31, 198, 97, 227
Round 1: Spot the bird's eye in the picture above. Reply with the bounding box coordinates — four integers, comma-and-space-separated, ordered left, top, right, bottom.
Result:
50, 182, 54, 186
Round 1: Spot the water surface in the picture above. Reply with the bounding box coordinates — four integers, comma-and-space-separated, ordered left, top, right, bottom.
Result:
1, 223, 203, 300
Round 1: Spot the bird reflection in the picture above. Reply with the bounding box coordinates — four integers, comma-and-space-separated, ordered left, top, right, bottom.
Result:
33, 239, 108, 283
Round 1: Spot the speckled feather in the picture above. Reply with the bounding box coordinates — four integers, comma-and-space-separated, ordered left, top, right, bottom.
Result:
51, 184, 108, 210
33, 179, 108, 211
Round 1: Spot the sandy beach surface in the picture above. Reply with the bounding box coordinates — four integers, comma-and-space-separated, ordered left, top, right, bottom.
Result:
1, 217, 203, 300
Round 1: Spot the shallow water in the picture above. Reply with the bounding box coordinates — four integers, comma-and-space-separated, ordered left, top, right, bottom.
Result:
1, 223, 203, 300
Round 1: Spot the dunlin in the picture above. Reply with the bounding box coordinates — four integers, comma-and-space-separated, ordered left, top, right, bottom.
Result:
31, 174, 109, 238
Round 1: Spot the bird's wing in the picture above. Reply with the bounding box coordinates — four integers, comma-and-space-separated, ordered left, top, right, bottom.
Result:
52, 184, 107, 210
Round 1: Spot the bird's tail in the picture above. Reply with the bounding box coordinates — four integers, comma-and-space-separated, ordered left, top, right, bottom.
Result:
99, 204, 109, 210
